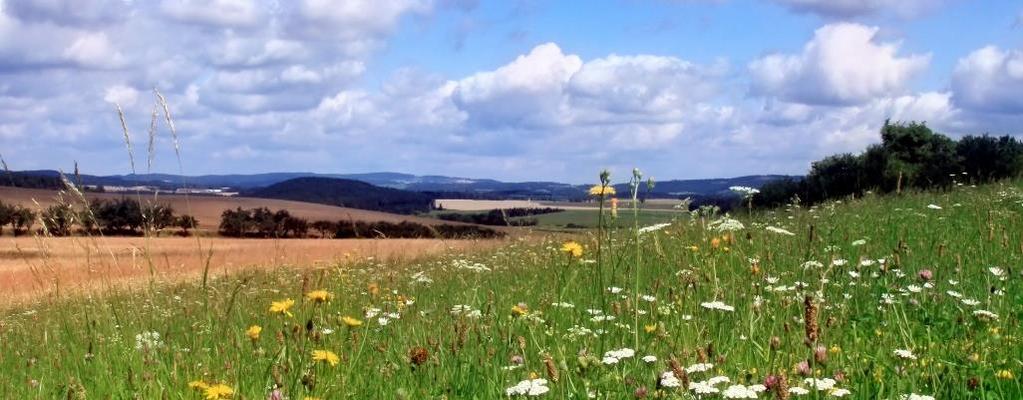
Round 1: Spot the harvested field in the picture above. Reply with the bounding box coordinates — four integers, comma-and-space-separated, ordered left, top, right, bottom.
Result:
0, 236, 501, 307
0, 186, 461, 231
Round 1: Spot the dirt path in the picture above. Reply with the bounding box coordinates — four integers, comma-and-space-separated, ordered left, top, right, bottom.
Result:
0, 236, 503, 308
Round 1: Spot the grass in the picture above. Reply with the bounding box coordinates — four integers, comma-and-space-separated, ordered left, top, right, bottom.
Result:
1, 180, 1022, 399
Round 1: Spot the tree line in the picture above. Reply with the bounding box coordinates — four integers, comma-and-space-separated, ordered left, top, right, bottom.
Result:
755, 121, 1023, 208
219, 206, 503, 239
0, 198, 197, 236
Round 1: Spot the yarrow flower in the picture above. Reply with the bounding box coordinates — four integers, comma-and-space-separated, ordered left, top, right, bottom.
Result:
973, 310, 999, 320
709, 217, 745, 232
730, 186, 760, 197
765, 226, 795, 236
505, 378, 550, 396
893, 349, 917, 360
686, 363, 714, 373
700, 301, 735, 312
602, 348, 636, 364
900, 394, 936, 400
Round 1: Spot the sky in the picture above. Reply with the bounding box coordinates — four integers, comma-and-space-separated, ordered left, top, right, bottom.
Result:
1, 0, 1022, 183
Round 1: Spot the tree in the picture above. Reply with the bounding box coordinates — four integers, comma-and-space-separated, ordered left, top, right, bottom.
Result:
142, 203, 176, 233
41, 203, 75, 236
311, 220, 336, 238
0, 201, 12, 235
219, 208, 252, 237
11, 206, 35, 236
175, 215, 198, 236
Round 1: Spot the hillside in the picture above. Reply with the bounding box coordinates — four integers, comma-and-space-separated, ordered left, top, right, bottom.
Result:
0, 186, 454, 231
244, 177, 436, 214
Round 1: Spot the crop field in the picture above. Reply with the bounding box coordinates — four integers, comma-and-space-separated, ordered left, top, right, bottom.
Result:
518, 209, 686, 230
0, 236, 500, 307
1, 181, 1020, 398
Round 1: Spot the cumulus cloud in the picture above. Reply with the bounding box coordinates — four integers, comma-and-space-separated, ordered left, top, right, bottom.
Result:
103, 84, 140, 107
62, 31, 127, 68
951, 46, 1023, 114
749, 23, 929, 105
160, 0, 263, 28
768, 0, 946, 19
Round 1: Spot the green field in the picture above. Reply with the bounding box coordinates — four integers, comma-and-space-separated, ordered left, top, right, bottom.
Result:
2, 181, 1022, 398
515, 209, 686, 229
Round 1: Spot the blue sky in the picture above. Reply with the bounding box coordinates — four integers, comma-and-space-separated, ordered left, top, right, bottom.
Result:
1, 0, 1022, 183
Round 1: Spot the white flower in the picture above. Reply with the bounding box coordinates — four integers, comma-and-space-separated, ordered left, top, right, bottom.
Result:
660, 371, 681, 388
831, 259, 848, 267
450, 305, 482, 319
848, 271, 860, 279
722, 384, 758, 399
946, 290, 963, 298
638, 223, 671, 234
973, 309, 999, 320
642, 355, 657, 363
377, 317, 390, 326
927, 204, 942, 210
900, 394, 936, 400
709, 217, 745, 232
700, 301, 735, 312
804, 378, 836, 391
851, 239, 867, 246
134, 331, 163, 351
505, 378, 549, 396
641, 295, 656, 302
989, 267, 1006, 280
906, 285, 922, 293
607, 287, 624, 294
730, 186, 761, 197
601, 348, 635, 364
789, 387, 810, 395
686, 363, 715, 373
707, 376, 731, 386
802, 261, 823, 269
688, 381, 720, 394
961, 298, 980, 306
829, 388, 851, 397
551, 302, 575, 308
365, 308, 382, 318
766, 226, 795, 236
894, 349, 917, 360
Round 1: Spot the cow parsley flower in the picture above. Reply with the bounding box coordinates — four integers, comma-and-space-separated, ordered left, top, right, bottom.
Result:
602, 348, 636, 364
893, 349, 916, 360
766, 226, 795, 236
973, 310, 999, 320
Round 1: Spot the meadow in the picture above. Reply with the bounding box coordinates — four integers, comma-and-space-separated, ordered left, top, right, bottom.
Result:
1, 179, 1021, 399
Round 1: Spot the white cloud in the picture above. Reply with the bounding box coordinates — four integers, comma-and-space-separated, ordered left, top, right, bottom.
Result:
62, 31, 127, 68
951, 46, 1023, 114
749, 23, 929, 105
768, 0, 946, 19
160, 0, 262, 28
294, 0, 431, 40
103, 84, 140, 107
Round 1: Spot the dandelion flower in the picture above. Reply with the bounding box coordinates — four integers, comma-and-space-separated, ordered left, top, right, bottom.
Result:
188, 380, 209, 391
511, 304, 529, 317
203, 383, 234, 400
269, 299, 295, 317
995, 370, 1014, 380
560, 241, 583, 258
311, 350, 340, 367
245, 325, 261, 341
342, 316, 363, 327
306, 290, 331, 303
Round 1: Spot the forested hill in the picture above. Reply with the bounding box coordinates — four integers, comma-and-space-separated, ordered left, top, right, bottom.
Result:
244, 177, 436, 215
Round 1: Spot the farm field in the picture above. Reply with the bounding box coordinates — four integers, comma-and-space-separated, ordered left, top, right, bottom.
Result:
517, 208, 686, 229
2, 181, 1020, 398
0, 186, 461, 232
0, 236, 501, 307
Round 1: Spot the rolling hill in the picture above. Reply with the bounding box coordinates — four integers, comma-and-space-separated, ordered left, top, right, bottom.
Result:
243, 177, 437, 214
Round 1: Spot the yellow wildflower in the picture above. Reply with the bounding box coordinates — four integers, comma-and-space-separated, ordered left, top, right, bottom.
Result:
511, 304, 528, 317
829, 345, 841, 354
203, 383, 234, 399
306, 290, 331, 304
688, 245, 699, 251
342, 316, 363, 327
644, 324, 657, 334
711, 237, 721, 249
610, 197, 619, 217
269, 299, 295, 317
245, 325, 262, 341
588, 185, 616, 197
188, 380, 209, 391
560, 241, 583, 258
996, 370, 1014, 380
311, 350, 340, 367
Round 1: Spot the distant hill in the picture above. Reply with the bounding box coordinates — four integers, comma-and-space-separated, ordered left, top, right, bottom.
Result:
245, 177, 436, 215
5, 170, 794, 201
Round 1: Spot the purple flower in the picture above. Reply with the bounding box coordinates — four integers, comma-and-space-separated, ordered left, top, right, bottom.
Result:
918, 269, 933, 281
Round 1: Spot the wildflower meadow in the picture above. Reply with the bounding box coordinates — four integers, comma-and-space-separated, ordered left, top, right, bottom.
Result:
1, 175, 1021, 399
